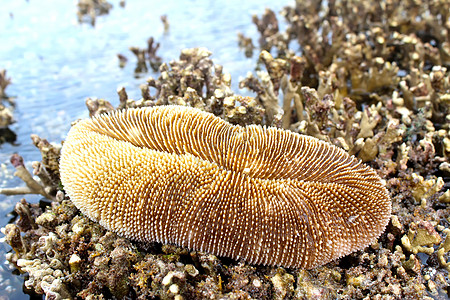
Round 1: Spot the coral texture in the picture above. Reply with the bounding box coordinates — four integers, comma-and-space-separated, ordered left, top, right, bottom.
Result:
60, 105, 391, 269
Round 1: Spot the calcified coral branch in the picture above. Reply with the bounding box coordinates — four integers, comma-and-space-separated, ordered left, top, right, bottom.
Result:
289, 55, 306, 83
146, 37, 162, 71
259, 50, 288, 94
221, 96, 264, 126
254, 8, 278, 33
0, 69, 12, 98
140, 83, 151, 100
280, 74, 300, 129
255, 71, 282, 125
0, 104, 14, 128
298, 86, 332, 142
117, 53, 128, 68
0, 69, 15, 136
357, 108, 381, 139
129, 46, 148, 73
116, 86, 155, 109
0, 186, 36, 196
129, 37, 162, 73
142, 47, 259, 120
0, 154, 53, 200
1, 134, 61, 198
30, 134, 61, 184
116, 86, 129, 109
251, 8, 289, 56
241, 55, 300, 128
14, 198, 38, 231
32, 161, 55, 191
86, 98, 115, 117
237, 32, 255, 58
160, 15, 169, 33
77, 0, 113, 26
1, 224, 27, 258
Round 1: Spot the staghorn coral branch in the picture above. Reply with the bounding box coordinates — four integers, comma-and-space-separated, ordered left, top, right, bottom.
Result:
0, 154, 54, 200
0, 186, 35, 196
0, 69, 12, 98
280, 74, 301, 129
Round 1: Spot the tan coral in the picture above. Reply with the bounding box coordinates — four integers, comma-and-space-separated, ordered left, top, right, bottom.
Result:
59, 106, 391, 269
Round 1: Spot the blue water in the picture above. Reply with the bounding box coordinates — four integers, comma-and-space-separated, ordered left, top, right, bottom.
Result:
0, 0, 293, 298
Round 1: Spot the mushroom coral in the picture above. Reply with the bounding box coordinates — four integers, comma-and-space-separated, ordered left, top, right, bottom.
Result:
59, 106, 391, 269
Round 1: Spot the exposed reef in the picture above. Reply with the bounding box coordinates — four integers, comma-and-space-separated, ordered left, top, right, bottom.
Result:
1, 0, 450, 298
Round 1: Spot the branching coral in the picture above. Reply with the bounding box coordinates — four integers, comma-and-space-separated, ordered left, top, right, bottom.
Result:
129, 37, 163, 73
0, 69, 16, 143
0, 135, 60, 199
76, 0, 113, 26
0, 69, 12, 99
239, 0, 450, 166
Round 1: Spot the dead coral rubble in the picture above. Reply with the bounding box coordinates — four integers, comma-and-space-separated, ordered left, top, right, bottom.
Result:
160, 14, 169, 33
0, 154, 52, 199
89, 47, 266, 127
1, 198, 282, 299
0, 197, 437, 299
76, 0, 113, 26
130, 47, 265, 126
129, 37, 163, 73
238, 0, 450, 298
0, 68, 16, 143
0, 135, 60, 199
238, 2, 450, 170
0, 69, 12, 99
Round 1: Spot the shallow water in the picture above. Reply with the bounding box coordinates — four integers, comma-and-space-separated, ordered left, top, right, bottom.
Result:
0, 0, 292, 298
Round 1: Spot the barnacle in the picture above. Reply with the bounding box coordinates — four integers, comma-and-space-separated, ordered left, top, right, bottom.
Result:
59, 106, 391, 269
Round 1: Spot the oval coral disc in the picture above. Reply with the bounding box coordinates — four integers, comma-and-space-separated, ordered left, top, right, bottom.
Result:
59, 106, 391, 269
